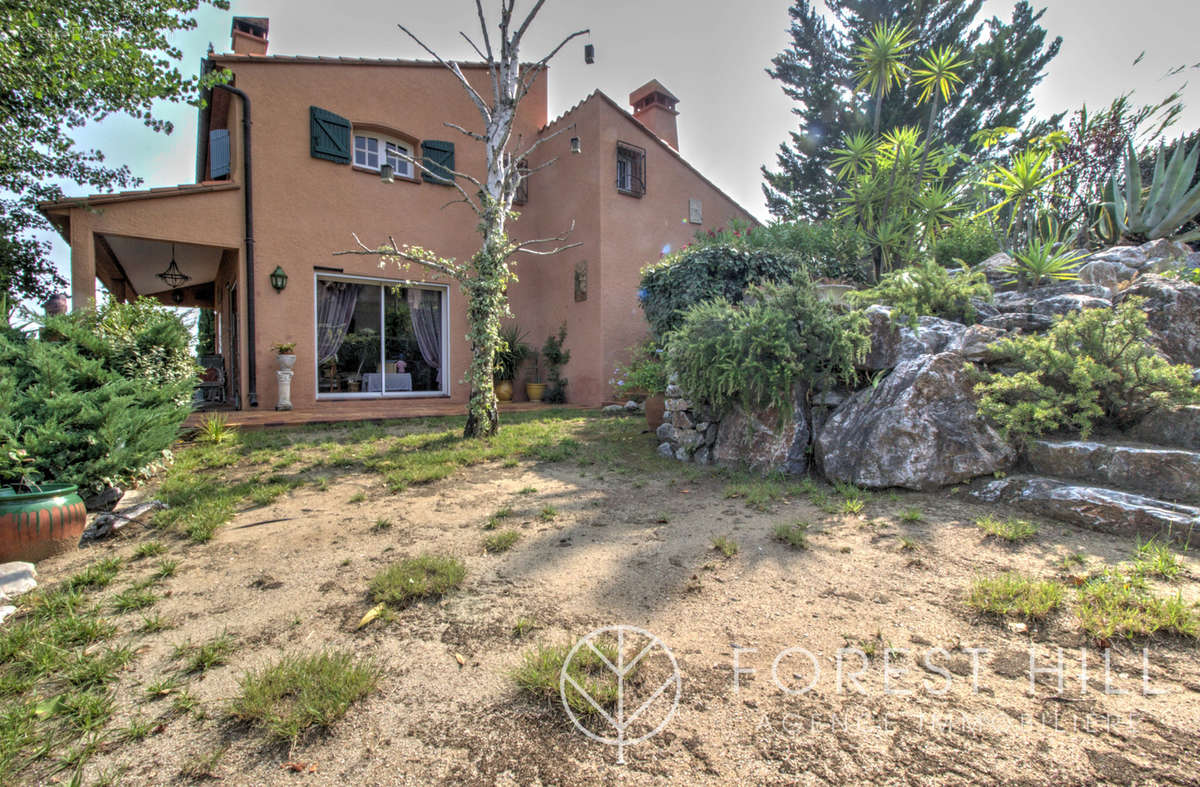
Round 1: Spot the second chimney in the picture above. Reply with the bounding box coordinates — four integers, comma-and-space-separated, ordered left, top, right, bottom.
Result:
231, 16, 269, 55
630, 80, 679, 151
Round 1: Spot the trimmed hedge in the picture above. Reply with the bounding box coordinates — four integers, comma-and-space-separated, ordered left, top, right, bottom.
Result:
640, 245, 804, 338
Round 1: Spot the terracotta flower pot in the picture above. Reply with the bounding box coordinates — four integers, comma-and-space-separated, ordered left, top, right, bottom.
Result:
0, 484, 87, 563
495, 380, 514, 402
525, 382, 547, 402
644, 394, 666, 430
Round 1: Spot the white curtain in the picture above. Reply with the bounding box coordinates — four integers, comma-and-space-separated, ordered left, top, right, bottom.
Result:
407, 289, 441, 383
317, 281, 360, 365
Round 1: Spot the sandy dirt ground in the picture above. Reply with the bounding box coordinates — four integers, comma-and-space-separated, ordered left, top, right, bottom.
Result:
36, 419, 1200, 786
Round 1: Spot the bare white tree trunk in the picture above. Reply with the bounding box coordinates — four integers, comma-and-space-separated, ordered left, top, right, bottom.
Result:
337, 1, 587, 438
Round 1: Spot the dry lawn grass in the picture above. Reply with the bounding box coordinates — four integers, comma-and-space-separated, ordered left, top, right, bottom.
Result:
15, 409, 1200, 785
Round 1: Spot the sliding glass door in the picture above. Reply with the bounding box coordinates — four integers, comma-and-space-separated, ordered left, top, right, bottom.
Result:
315, 275, 446, 398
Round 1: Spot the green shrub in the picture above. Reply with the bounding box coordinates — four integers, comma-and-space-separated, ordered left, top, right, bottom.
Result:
932, 216, 1000, 268
667, 279, 868, 418
610, 340, 667, 397
640, 245, 805, 337
0, 299, 196, 494
850, 259, 992, 326
688, 220, 870, 283
974, 299, 1198, 443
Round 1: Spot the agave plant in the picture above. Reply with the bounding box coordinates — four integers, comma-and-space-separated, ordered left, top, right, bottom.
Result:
1098, 138, 1200, 243
1004, 237, 1088, 289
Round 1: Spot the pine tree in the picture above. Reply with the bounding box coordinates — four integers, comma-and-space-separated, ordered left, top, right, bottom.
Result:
763, 0, 1061, 220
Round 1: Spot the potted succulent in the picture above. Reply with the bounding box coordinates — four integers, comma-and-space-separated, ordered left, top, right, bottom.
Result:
494, 324, 532, 403
272, 341, 296, 371
0, 451, 87, 562
613, 341, 668, 429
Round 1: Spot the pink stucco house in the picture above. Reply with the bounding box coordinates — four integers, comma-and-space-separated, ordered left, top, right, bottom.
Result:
40, 17, 755, 412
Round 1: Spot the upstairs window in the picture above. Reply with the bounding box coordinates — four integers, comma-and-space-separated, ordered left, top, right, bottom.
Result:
354, 135, 379, 169
616, 142, 646, 197
354, 132, 414, 179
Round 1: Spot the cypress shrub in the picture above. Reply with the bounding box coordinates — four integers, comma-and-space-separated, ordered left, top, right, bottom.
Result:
0, 299, 197, 495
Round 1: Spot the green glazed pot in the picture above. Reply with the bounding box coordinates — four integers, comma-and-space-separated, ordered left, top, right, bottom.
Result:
0, 484, 87, 563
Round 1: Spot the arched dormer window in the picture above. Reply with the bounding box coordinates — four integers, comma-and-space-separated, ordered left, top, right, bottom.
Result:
351, 124, 419, 181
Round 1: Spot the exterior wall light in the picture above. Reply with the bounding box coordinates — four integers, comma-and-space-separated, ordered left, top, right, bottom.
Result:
570, 136, 581, 154
584, 44, 595, 64
269, 265, 288, 292
380, 162, 395, 183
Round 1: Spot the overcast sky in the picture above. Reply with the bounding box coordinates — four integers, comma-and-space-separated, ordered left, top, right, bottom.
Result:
39, 0, 1200, 287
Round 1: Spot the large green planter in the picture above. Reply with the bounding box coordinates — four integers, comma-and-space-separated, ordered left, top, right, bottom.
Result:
0, 484, 87, 563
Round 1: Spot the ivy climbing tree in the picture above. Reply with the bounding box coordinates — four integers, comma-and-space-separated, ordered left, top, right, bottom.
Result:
336, 0, 586, 438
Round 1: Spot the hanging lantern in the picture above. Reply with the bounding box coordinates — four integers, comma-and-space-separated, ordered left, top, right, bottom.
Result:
570, 136, 581, 154
156, 243, 191, 289
584, 43, 595, 64
269, 265, 288, 292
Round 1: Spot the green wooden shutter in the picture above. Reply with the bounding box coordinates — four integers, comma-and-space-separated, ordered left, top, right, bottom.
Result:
421, 140, 455, 184
310, 106, 351, 164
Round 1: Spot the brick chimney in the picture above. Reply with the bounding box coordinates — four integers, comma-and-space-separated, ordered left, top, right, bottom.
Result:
629, 80, 679, 151
231, 16, 269, 55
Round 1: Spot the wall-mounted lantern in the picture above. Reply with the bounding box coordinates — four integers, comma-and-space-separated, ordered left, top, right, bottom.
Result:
269, 265, 288, 292
570, 136, 582, 155
380, 162, 395, 183
171, 290, 185, 304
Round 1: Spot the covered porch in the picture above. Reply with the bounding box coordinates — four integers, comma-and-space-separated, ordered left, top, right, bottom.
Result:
40, 182, 249, 409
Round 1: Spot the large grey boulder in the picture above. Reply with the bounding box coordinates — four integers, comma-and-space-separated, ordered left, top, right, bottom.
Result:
713, 390, 810, 475
815, 352, 1015, 490
1078, 259, 1137, 288
992, 282, 1112, 314
958, 325, 1011, 363
1114, 274, 1200, 365
860, 305, 967, 370
1085, 240, 1192, 272
1085, 245, 1151, 270
1031, 293, 1112, 318
974, 252, 1016, 288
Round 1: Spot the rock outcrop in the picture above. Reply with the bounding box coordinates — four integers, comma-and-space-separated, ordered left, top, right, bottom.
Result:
815, 352, 1014, 490
1114, 274, 1200, 365
712, 391, 810, 475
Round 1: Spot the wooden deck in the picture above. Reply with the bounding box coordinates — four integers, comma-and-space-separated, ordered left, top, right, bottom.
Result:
183, 400, 585, 430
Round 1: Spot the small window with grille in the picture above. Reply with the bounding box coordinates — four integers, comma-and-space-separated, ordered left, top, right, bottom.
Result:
616, 142, 646, 197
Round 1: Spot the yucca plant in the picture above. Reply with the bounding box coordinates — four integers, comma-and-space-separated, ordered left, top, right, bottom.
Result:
853, 22, 915, 135
1098, 138, 1200, 243
1004, 237, 1088, 289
